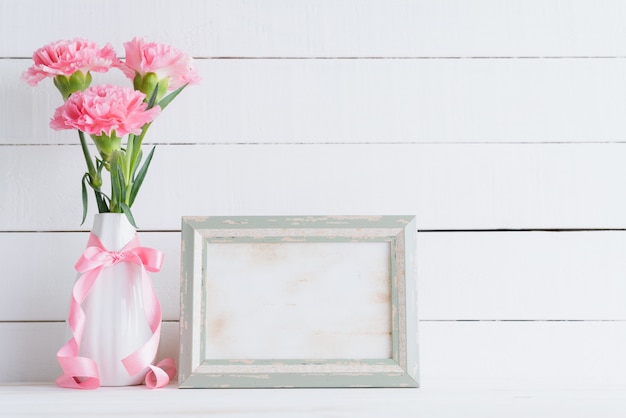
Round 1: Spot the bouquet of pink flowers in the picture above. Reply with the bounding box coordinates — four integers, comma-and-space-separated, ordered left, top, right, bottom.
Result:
23, 38, 200, 225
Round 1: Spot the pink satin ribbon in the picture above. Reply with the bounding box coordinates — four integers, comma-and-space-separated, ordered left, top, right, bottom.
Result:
56, 233, 176, 389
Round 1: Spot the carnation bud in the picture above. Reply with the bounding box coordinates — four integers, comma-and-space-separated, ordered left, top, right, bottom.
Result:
134, 72, 168, 104
53, 71, 92, 100
91, 133, 122, 169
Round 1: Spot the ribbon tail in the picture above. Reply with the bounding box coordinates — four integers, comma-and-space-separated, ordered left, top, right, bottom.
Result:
121, 262, 176, 388
55, 354, 100, 389
55, 266, 104, 390
122, 321, 162, 377
56, 319, 100, 389
145, 358, 177, 389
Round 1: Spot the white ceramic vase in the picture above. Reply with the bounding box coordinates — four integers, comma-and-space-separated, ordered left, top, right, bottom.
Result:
78, 213, 154, 386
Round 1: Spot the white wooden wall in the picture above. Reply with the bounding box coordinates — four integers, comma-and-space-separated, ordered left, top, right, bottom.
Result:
2, 0, 626, 388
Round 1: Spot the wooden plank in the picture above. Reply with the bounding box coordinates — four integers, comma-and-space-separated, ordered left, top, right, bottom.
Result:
3, 1, 626, 57
2, 143, 626, 231
3, 321, 626, 388
7, 58, 626, 145
410, 0, 626, 58
0, 321, 179, 384
418, 231, 626, 320
0, 232, 181, 321
419, 321, 626, 389
4, 230, 626, 322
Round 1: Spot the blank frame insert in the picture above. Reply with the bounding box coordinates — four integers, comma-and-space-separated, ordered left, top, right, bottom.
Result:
203, 241, 392, 360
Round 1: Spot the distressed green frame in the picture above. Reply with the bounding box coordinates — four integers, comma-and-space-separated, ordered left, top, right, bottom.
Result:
179, 216, 418, 388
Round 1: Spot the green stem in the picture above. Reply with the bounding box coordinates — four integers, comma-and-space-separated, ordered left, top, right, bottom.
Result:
121, 154, 133, 209
128, 122, 152, 175
78, 130, 108, 213
78, 130, 96, 179
122, 123, 153, 207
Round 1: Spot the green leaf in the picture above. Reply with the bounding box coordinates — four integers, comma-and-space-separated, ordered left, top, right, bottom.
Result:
93, 189, 111, 208
158, 84, 187, 110
92, 160, 110, 213
128, 146, 155, 207
146, 81, 160, 110
117, 162, 127, 202
132, 149, 143, 179
110, 147, 129, 184
120, 202, 137, 228
80, 173, 89, 225
96, 193, 110, 213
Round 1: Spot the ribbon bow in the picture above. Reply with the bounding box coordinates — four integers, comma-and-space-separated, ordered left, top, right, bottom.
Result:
56, 233, 176, 389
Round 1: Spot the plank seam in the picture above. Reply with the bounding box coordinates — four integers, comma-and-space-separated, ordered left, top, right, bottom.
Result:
5, 56, 626, 60
0, 320, 181, 324
2, 228, 626, 233
420, 319, 626, 322
4, 142, 626, 147
2, 320, 624, 324
419, 229, 626, 233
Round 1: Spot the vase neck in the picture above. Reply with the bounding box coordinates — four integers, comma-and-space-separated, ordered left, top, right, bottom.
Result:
90, 214, 136, 251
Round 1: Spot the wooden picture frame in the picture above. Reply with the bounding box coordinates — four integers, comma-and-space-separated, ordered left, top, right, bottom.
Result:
178, 216, 418, 388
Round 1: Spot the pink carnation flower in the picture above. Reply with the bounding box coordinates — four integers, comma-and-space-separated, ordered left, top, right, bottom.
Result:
119, 37, 201, 90
22, 38, 117, 86
50, 84, 161, 137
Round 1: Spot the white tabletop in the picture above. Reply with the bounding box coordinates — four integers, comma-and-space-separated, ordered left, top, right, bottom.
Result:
2, 382, 626, 418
